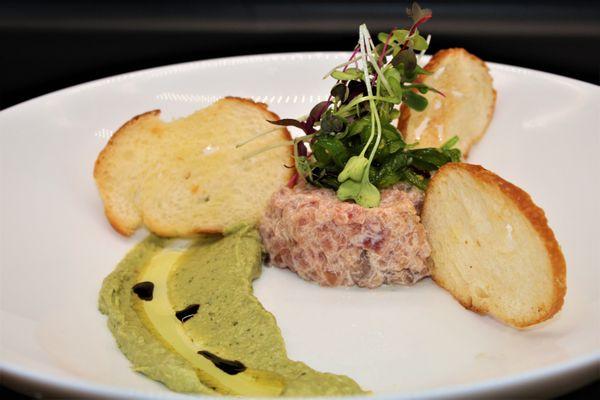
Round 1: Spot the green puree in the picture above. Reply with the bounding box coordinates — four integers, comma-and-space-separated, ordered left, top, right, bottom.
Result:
99, 228, 365, 396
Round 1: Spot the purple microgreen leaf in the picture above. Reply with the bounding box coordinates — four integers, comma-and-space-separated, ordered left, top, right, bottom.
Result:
331, 83, 349, 102
406, 1, 432, 25
309, 101, 331, 121
263, 8, 442, 198
345, 80, 368, 104
267, 118, 307, 130
305, 100, 331, 129
297, 141, 308, 157
287, 172, 299, 188
391, 48, 417, 72
320, 114, 346, 133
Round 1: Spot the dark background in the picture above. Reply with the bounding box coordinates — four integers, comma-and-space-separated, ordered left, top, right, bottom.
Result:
1, 0, 599, 109
1, 0, 598, 397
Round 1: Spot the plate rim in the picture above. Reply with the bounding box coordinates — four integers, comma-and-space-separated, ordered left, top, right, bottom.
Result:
1, 51, 599, 398
1, 352, 598, 399
1, 51, 598, 117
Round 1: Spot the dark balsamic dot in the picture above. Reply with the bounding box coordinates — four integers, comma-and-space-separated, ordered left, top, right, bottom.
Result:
197, 350, 246, 375
175, 304, 200, 323
262, 252, 271, 264
132, 281, 154, 301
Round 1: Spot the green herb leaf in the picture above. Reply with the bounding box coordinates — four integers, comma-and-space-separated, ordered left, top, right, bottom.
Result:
413, 65, 431, 75
347, 117, 371, 138
392, 29, 410, 43
337, 179, 362, 201
312, 136, 350, 168
406, 82, 444, 96
403, 90, 428, 111
411, 34, 429, 51
404, 169, 429, 190
272, 7, 441, 201
382, 67, 402, 97
331, 68, 362, 81
441, 135, 459, 150
391, 48, 417, 72
375, 152, 410, 187
410, 148, 452, 167
391, 109, 401, 120
338, 155, 369, 182
378, 32, 392, 44
294, 156, 312, 180
446, 148, 461, 162
320, 113, 346, 133
376, 170, 403, 188
355, 180, 381, 208
336, 178, 381, 208
381, 124, 406, 153
409, 158, 438, 172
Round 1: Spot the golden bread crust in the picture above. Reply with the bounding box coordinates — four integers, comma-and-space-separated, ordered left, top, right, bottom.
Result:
223, 96, 294, 164
424, 163, 566, 328
93, 98, 292, 236
94, 110, 161, 236
398, 48, 496, 158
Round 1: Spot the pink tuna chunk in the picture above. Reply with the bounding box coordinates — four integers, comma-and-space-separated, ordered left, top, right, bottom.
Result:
259, 182, 431, 288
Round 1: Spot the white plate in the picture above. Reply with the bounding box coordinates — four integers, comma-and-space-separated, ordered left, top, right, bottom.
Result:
0, 52, 598, 399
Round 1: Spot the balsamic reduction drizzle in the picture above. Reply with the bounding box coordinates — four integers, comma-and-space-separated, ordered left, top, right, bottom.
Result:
197, 350, 247, 375
175, 304, 200, 323
132, 281, 154, 301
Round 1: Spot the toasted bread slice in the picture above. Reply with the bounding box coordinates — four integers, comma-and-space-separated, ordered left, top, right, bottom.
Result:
422, 163, 566, 328
94, 97, 293, 237
398, 48, 496, 157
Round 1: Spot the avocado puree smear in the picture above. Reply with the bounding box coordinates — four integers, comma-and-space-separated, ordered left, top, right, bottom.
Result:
99, 227, 365, 396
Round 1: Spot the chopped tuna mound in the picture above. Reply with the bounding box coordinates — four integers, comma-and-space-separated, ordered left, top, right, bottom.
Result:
259, 183, 431, 288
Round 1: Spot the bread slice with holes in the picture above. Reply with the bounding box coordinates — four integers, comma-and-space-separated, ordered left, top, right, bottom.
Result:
421, 163, 566, 328
94, 97, 293, 237
398, 48, 496, 157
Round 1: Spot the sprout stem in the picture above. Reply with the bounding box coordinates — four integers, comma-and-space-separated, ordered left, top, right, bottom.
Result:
336, 95, 399, 117
417, 34, 431, 64
364, 32, 393, 95
357, 24, 383, 166
236, 116, 307, 148
322, 55, 365, 79
378, 27, 396, 67
242, 141, 294, 160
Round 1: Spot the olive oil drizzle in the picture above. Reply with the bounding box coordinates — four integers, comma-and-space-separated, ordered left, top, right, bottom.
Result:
137, 246, 284, 396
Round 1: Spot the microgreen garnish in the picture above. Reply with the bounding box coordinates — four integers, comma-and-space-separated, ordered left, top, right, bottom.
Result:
247, 1, 460, 207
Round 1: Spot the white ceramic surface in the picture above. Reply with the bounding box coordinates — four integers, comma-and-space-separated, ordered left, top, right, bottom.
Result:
0, 52, 598, 399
